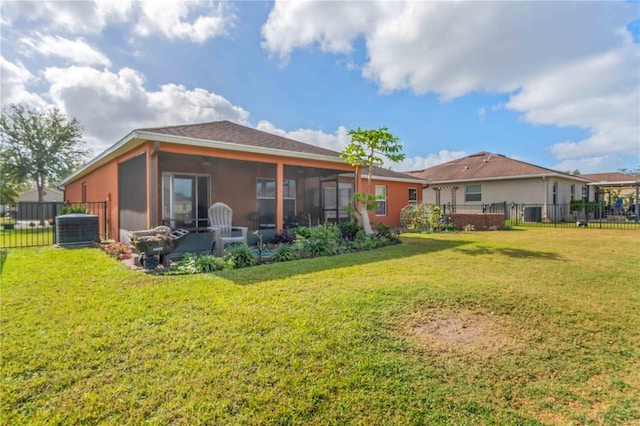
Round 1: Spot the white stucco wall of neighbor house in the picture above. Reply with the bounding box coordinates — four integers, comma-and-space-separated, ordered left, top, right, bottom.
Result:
422, 177, 590, 206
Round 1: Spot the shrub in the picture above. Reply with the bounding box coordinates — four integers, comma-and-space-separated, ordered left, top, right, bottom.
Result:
400, 203, 430, 232
338, 221, 361, 241
271, 244, 299, 262
195, 255, 231, 272
294, 226, 312, 239
375, 223, 401, 244
306, 224, 342, 257
463, 224, 475, 232
59, 203, 87, 215
171, 253, 199, 274
270, 230, 297, 245
224, 244, 257, 268
429, 206, 443, 231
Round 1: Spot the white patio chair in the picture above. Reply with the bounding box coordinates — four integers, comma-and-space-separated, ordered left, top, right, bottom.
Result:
208, 202, 248, 256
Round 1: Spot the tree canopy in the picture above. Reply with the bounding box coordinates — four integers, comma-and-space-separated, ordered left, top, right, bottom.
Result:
0, 104, 88, 203
340, 126, 405, 234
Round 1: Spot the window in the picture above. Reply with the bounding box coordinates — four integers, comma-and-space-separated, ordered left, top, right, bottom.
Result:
570, 184, 575, 201
581, 186, 588, 201
256, 178, 296, 228
552, 181, 558, 204
162, 173, 210, 228
375, 185, 387, 216
408, 187, 418, 204
81, 182, 87, 203
465, 185, 482, 202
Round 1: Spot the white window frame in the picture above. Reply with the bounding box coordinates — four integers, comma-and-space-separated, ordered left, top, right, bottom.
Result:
408, 187, 418, 204
375, 185, 387, 216
465, 185, 482, 202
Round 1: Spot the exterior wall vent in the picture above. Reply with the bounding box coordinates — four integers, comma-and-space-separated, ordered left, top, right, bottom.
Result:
55, 214, 99, 247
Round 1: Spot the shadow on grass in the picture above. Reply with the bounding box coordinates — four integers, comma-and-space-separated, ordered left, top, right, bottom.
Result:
218, 236, 472, 286
457, 245, 565, 260
0, 249, 6, 273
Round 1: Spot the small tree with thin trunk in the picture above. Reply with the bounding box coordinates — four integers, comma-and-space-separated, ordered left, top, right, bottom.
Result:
0, 104, 88, 204
340, 126, 405, 234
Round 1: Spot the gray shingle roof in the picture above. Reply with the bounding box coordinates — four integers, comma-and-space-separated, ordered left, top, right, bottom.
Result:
405, 151, 575, 182
139, 120, 342, 158
579, 172, 637, 183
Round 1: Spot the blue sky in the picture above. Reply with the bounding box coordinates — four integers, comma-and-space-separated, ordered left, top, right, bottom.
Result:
1, 1, 639, 174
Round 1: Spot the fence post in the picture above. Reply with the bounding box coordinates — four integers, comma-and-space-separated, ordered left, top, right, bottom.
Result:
103, 201, 107, 241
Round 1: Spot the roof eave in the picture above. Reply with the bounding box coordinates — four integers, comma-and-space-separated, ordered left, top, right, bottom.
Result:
137, 131, 346, 164
370, 175, 428, 184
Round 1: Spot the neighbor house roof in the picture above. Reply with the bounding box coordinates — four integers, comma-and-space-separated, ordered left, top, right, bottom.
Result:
579, 172, 640, 188
579, 172, 638, 183
405, 151, 590, 184
61, 120, 424, 187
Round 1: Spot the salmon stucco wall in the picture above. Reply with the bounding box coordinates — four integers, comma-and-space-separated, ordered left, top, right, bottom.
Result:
367, 179, 421, 228
64, 146, 151, 241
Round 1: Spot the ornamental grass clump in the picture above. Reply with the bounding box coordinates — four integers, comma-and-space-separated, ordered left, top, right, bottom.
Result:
271, 243, 299, 262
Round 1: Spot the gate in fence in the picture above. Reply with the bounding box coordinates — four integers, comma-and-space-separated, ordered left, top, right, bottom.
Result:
0, 201, 108, 248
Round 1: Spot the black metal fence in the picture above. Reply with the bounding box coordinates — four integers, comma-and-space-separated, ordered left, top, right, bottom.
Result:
434, 202, 640, 230
0, 201, 108, 248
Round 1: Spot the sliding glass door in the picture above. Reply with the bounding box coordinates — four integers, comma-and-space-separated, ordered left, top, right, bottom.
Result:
162, 173, 210, 228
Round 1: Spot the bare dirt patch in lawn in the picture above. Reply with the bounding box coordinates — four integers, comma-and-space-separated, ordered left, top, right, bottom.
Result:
405, 307, 518, 360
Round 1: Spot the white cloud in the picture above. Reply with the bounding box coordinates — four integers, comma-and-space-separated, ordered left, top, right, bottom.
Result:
261, 1, 389, 63
134, 1, 235, 42
262, 1, 639, 167
394, 150, 468, 172
256, 120, 465, 172
2, 1, 232, 42
0, 56, 47, 108
552, 156, 621, 175
19, 34, 111, 67
256, 120, 350, 153
42, 66, 249, 153
1, 0, 131, 34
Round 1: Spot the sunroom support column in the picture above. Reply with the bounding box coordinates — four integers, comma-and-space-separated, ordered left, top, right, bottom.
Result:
276, 162, 284, 231
149, 141, 160, 227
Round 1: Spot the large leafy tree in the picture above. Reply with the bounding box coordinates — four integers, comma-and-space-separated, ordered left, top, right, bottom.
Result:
0, 104, 88, 203
0, 157, 21, 205
340, 126, 405, 234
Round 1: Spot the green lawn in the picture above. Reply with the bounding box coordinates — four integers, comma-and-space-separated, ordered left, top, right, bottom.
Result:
1, 228, 639, 425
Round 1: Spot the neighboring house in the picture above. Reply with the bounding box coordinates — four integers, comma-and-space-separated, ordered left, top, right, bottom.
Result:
59, 121, 424, 242
18, 187, 64, 203
579, 172, 639, 204
405, 151, 593, 221
13, 188, 65, 222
